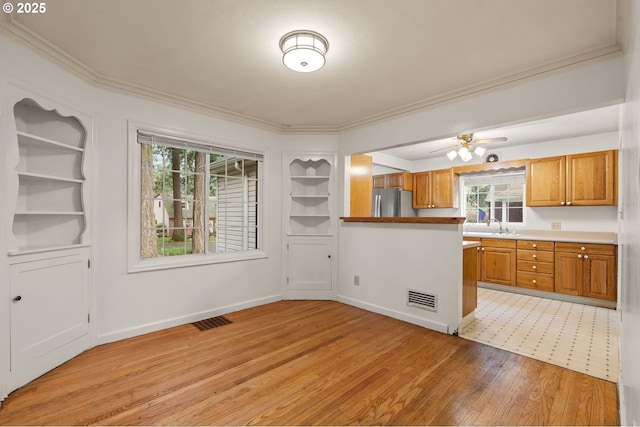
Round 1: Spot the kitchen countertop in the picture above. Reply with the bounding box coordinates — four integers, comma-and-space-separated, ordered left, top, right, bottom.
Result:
341, 217, 465, 224
463, 229, 617, 244
463, 241, 481, 249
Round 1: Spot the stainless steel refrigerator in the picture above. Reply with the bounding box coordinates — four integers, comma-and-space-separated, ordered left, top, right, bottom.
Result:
371, 188, 417, 217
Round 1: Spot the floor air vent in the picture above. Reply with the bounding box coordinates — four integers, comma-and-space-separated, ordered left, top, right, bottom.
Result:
192, 316, 232, 331
407, 289, 438, 312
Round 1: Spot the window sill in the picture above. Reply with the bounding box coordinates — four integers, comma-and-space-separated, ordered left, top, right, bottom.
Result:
127, 250, 268, 273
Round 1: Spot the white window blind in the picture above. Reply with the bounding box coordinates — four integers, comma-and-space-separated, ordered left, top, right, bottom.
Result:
137, 131, 264, 161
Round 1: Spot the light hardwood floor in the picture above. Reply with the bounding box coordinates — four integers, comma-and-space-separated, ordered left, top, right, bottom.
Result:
0, 300, 619, 425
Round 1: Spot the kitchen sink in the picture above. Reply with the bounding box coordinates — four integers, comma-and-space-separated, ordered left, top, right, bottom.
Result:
464, 230, 521, 237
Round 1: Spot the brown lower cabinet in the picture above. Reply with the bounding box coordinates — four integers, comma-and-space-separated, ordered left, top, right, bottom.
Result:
480, 239, 516, 286
462, 245, 478, 317
555, 243, 617, 301
464, 237, 617, 302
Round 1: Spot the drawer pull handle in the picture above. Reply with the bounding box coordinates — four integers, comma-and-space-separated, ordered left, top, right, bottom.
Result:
532, 244, 537, 248
532, 280, 537, 284
532, 254, 537, 259
581, 246, 586, 251
532, 265, 537, 270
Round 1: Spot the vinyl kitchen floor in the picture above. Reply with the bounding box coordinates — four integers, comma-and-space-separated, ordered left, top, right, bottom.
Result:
459, 287, 620, 382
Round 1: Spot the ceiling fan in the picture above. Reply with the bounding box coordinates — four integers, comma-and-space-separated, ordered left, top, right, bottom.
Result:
431, 133, 508, 162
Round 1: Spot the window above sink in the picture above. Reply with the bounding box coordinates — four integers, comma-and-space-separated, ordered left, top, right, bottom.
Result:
461, 169, 526, 231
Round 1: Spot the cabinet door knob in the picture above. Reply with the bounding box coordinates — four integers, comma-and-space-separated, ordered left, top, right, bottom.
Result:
560, 201, 565, 205
578, 254, 583, 258
567, 201, 572, 205
532, 265, 537, 270
532, 280, 537, 284
481, 248, 485, 251
13, 295, 22, 302
584, 255, 589, 259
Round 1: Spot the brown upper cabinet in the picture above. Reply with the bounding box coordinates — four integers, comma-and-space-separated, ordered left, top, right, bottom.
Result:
413, 168, 457, 209
350, 154, 373, 217
372, 174, 386, 189
527, 150, 617, 207
373, 172, 413, 191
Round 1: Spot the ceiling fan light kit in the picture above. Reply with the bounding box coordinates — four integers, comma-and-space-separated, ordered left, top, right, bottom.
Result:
279, 30, 329, 73
445, 133, 504, 162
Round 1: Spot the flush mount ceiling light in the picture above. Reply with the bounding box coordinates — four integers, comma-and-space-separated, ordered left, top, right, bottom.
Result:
279, 30, 329, 73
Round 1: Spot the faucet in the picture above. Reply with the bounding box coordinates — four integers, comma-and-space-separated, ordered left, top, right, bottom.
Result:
487, 218, 503, 234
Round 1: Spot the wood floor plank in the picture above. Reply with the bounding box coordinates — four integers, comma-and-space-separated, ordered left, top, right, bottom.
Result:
0, 300, 619, 426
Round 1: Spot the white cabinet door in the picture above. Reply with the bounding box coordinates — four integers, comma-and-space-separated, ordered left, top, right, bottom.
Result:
9, 250, 90, 391
286, 238, 333, 299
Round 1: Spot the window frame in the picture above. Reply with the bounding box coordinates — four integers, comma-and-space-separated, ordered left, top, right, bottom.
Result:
460, 169, 526, 228
127, 121, 267, 273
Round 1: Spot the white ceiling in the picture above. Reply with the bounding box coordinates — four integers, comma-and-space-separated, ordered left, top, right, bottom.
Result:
0, 0, 628, 134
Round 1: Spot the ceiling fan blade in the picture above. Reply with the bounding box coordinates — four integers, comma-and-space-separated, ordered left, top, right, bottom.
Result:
429, 144, 457, 154
473, 137, 508, 144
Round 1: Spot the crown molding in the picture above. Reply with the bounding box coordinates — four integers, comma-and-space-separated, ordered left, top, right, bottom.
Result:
1, 19, 289, 133
1, 18, 625, 136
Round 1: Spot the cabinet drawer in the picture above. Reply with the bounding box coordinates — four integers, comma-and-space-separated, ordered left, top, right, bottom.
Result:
481, 238, 516, 249
517, 260, 554, 275
517, 249, 554, 263
555, 242, 616, 255
517, 271, 554, 291
517, 240, 554, 251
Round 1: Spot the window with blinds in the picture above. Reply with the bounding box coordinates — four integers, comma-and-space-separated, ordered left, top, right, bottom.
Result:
137, 130, 263, 260
461, 169, 525, 224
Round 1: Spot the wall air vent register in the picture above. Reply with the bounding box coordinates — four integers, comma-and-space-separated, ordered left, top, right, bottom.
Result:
407, 289, 438, 312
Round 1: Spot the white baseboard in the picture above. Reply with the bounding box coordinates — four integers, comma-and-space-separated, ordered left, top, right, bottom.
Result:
337, 295, 450, 334
97, 294, 282, 345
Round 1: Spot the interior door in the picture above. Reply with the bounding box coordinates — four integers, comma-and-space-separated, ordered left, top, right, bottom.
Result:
286, 238, 333, 300
9, 250, 90, 391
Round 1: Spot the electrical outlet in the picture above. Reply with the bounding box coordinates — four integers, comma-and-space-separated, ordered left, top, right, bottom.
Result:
551, 222, 561, 230
354, 275, 360, 286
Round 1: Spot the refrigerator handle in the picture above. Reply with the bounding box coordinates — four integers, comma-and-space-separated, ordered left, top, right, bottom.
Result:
375, 194, 381, 217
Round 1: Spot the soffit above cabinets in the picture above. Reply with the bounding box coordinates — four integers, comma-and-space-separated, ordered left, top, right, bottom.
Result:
1, 0, 629, 133
378, 104, 621, 161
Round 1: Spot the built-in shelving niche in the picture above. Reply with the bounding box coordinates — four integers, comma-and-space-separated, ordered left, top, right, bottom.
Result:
12, 98, 87, 252
288, 159, 331, 235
